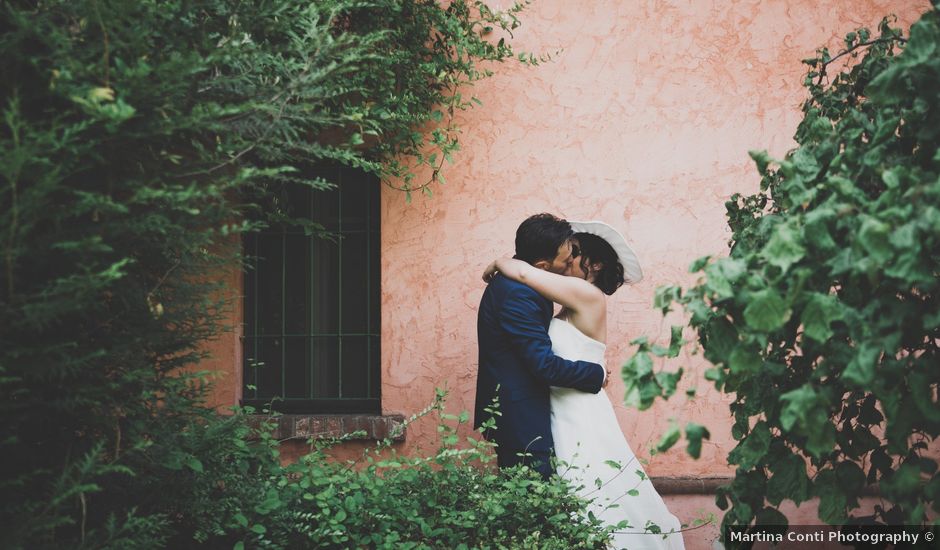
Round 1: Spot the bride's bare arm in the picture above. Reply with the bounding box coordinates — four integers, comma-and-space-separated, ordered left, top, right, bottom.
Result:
483, 257, 604, 313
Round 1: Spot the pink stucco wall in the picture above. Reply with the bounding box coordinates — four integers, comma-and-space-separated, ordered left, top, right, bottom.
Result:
377, 4, 929, 544
380, 0, 927, 476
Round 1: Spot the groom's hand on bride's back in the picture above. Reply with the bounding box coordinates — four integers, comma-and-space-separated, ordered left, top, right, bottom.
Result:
603, 368, 611, 388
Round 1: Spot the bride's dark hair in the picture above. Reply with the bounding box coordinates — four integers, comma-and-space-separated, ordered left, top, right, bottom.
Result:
574, 233, 625, 295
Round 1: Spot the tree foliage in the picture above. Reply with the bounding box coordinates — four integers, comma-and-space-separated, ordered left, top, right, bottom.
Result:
622, 4, 940, 532
0, 0, 536, 546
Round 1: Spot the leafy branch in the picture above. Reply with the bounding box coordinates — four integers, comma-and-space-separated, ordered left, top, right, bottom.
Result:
621, 8, 940, 534
812, 36, 907, 86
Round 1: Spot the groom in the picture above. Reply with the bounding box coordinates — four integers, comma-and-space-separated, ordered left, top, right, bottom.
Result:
474, 213, 608, 479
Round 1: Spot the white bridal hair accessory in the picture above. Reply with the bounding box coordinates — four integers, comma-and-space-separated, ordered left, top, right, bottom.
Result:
568, 220, 643, 284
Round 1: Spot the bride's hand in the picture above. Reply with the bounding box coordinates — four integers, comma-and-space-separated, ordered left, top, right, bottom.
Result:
482, 260, 500, 283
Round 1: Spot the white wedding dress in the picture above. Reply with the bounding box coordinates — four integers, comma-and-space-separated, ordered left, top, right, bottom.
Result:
549, 317, 685, 550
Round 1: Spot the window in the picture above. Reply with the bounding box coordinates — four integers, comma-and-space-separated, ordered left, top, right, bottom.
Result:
242, 166, 380, 414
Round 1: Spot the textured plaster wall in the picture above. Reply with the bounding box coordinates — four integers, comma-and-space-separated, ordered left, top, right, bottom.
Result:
379, 0, 928, 480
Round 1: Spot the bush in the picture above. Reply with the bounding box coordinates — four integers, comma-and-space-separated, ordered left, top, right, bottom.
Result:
0, 0, 537, 547
623, 4, 940, 532
178, 391, 613, 549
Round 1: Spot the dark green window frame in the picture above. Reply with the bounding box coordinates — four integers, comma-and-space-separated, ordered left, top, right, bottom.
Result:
242, 166, 380, 414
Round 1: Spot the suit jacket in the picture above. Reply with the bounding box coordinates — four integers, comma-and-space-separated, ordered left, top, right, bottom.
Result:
474, 274, 605, 453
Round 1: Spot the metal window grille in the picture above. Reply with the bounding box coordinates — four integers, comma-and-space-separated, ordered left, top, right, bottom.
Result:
242, 166, 380, 414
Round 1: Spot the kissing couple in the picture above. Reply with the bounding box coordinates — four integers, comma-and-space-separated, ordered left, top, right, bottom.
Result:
474, 213, 685, 549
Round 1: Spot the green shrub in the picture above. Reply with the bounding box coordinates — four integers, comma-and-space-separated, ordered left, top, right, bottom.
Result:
623, 4, 940, 532
177, 391, 613, 549
0, 1, 536, 547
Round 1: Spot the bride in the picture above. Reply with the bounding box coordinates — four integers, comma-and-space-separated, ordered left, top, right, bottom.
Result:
483, 221, 685, 550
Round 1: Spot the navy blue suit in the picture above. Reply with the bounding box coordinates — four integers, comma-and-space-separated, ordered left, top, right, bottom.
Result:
474, 274, 605, 478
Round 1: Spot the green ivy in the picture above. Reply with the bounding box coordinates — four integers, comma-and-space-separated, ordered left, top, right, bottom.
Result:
622, 3, 940, 534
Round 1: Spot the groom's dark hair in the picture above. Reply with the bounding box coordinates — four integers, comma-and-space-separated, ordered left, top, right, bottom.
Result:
514, 213, 573, 265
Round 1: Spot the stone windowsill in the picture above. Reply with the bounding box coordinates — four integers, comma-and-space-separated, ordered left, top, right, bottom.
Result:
247, 414, 406, 442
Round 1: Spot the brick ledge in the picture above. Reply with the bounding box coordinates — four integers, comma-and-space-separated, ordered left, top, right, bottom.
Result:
649, 476, 883, 496
247, 414, 406, 442
650, 476, 731, 495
